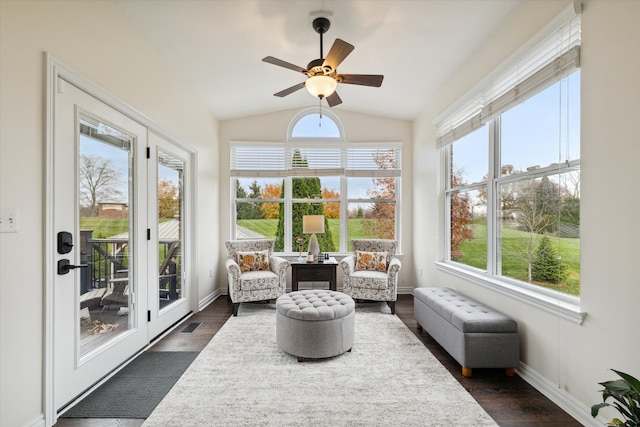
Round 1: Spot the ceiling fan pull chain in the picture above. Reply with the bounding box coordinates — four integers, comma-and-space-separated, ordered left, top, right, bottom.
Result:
318, 98, 323, 127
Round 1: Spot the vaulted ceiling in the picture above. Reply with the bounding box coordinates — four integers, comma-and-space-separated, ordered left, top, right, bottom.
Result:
114, 0, 523, 121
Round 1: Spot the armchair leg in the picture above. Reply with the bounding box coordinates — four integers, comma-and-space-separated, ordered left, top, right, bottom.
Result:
232, 303, 240, 317
387, 301, 396, 315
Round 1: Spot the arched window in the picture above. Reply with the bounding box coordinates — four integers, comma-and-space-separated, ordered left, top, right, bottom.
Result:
289, 110, 342, 139
230, 109, 401, 254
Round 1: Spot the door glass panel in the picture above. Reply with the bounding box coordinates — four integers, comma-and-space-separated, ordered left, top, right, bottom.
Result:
158, 150, 184, 310
78, 115, 134, 358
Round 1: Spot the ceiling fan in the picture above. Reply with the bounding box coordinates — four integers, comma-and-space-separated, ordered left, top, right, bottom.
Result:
262, 17, 384, 107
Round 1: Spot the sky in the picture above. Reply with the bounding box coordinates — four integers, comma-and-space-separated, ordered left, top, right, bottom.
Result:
80, 133, 181, 205
452, 70, 580, 186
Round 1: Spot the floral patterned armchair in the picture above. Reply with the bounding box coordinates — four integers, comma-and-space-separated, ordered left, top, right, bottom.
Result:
339, 239, 401, 314
225, 239, 290, 316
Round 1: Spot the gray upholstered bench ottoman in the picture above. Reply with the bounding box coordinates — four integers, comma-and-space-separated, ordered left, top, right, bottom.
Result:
414, 287, 519, 377
276, 290, 355, 362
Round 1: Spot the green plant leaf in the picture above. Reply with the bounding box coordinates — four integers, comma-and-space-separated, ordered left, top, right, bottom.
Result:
594, 370, 640, 426
613, 370, 640, 396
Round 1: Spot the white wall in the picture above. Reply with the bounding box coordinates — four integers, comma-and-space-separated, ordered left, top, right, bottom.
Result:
0, 1, 219, 426
413, 0, 640, 423
218, 108, 413, 290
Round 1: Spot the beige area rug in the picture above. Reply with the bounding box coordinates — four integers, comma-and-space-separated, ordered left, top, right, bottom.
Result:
143, 302, 497, 426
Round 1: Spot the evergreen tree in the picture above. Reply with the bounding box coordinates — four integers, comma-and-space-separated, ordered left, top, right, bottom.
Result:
235, 181, 251, 220
274, 150, 335, 252
533, 176, 560, 233
245, 180, 264, 219
531, 235, 568, 283
560, 196, 580, 225
235, 180, 264, 220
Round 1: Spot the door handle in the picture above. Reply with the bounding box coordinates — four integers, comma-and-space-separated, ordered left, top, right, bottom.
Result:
57, 259, 89, 275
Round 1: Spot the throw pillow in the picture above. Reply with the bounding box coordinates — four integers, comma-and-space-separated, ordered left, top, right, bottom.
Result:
236, 250, 270, 272
354, 250, 388, 272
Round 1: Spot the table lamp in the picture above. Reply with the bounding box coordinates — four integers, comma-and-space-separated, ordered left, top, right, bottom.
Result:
303, 215, 324, 260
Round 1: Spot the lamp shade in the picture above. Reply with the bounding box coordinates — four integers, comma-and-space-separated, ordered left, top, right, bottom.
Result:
303, 215, 325, 234
305, 75, 337, 98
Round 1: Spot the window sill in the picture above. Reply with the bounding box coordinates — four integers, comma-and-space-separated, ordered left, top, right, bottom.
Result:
434, 262, 586, 325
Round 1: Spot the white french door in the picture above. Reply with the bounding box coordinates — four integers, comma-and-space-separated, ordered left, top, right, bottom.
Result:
53, 78, 149, 410
52, 76, 194, 414
147, 132, 192, 338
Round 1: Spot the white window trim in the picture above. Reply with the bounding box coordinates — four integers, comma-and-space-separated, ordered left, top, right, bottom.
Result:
435, 261, 585, 324
436, 6, 583, 319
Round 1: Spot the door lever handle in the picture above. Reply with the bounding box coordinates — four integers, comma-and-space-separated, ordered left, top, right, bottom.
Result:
57, 259, 89, 275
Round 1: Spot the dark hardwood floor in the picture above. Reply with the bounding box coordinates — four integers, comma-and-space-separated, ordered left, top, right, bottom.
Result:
55, 294, 581, 427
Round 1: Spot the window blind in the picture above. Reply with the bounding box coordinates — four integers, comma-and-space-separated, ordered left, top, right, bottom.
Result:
346, 145, 401, 177
229, 143, 286, 177
230, 141, 401, 178
436, 7, 581, 147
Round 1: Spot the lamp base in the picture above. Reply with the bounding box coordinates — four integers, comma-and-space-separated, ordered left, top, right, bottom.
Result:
308, 233, 320, 260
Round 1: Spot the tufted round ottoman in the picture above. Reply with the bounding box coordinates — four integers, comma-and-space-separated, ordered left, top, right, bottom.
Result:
276, 289, 355, 362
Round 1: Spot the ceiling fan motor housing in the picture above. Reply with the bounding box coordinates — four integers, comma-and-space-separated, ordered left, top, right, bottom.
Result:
306, 58, 334, 77
312, 17, 330, 35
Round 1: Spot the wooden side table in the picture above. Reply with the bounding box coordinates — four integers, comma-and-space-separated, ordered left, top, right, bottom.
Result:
291, 257, 338, 291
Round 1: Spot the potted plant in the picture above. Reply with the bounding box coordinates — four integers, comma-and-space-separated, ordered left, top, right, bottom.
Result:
591, 370, 640, 426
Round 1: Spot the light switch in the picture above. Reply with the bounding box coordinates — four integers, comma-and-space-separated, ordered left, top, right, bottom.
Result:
0, 208, 18, 233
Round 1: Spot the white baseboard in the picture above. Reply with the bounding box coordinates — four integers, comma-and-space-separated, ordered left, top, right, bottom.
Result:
198, 288, 222, 311
517, 362, 603, 426
397, 286, 414, 295
27, 414, 45, 427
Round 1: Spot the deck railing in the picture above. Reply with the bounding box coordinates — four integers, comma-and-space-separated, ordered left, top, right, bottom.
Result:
79, 230, 180, 298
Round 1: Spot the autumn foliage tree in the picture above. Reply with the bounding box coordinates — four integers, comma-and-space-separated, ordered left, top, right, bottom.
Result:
158, 179, 179, 219
260, 183, 282, 219
450, 171, 474, 258
363, 149, 396, 240
322, 188, 340, 219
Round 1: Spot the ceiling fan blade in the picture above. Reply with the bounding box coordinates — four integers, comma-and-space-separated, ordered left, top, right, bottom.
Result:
322, 39, 354, 71
262, 56, 307, 74
326, 91, 342, 107
337, 74, 384, 87
274, 82, 306, 97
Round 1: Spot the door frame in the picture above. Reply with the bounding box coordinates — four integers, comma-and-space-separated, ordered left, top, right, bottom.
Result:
44, 53, 199, 425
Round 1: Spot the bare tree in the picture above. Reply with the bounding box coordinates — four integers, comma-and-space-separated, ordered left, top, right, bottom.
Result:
515, 181, 555, 282
80, 154, 123, 216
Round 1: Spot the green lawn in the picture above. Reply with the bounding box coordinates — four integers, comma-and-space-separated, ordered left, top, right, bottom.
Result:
80, 217, 129, 238
455, 223, 580, 296
237, 218, 374, 250
80, 217, 174, 239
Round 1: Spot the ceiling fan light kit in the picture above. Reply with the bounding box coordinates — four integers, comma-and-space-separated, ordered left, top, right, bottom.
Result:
263, 16, 384, 107
305, 75, 337, 98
